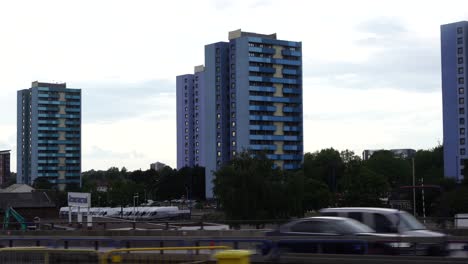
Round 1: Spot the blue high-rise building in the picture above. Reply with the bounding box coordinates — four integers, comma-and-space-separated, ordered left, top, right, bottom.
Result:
177, 30, 303, 198
441, 21, 468, 181
17, 81, 81, 190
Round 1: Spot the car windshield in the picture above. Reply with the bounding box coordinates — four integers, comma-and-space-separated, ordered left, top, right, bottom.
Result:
398, 211, 426, 231
338, 218, 375, 234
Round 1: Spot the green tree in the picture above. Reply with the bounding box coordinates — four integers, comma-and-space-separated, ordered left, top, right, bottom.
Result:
341, 165, 389, 207
214, 151, 291, 220
303, 148, 344, 192
364, 150, 411, 188
33, 177, 54, 189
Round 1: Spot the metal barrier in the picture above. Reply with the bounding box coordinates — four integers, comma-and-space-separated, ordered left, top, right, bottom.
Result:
100, 246, 230, 264
0, 247, 99, 264
0, 246, 231, 264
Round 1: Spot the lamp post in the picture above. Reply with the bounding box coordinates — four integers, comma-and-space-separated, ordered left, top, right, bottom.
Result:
412, 157, 416, 216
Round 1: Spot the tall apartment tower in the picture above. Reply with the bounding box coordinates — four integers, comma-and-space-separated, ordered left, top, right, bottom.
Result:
17, 82, 81, 190
0, 150, 11, 187
177, 30, 303, 198
441, 21, 468, 181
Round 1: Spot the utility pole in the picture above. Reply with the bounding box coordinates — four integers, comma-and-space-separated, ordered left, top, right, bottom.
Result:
421, 177, 426, 223
412, 158, 416, 216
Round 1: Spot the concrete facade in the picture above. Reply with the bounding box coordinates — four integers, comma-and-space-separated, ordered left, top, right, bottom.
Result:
17, 82, 81, 190
0, 150, 10, 186
177, 30, 303, 198
441, 21, 468, 181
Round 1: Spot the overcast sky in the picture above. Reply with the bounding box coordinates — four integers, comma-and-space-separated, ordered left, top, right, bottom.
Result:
0, 0, 467, 171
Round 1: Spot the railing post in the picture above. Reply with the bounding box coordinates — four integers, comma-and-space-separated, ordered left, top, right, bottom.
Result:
195, 241, 200, 255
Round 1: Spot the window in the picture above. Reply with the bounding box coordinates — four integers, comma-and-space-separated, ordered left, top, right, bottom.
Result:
290, 220, 336, 233
217, 113, 221, 119
217, 123, 221, 129
458, 48, 464, 54
348, 212, 363, 222
461, 148, 466, 155
184, 78, 187, 83
458, 27, 463, 34
460, 98, 465, 104
459, 38, 464, 45
217, 151, 221, 157
232, 141, 236, 146
461, 108, 465, 114
461, 118, 465, 125
461, 138, 465, 145
185, 121, 189, 126
196, 142, 199, 146
460, 78, 465, 85
232, 151, 236, 156
232, 131, 236, 137
216, 66, 220, 72
217, 142, 221, 147
373, 213, 395, 233
460, 88, 465, 94
232, 121, 236, 127
460, 68, 465, 74
231, 112, 236, 118
461, 128, 465, 135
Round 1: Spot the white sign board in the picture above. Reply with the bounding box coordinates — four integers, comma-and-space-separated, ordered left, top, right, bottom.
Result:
68, 192, 91, 207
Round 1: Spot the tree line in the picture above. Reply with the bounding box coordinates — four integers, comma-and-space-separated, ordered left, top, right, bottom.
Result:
32, 145, 468, 220
214, 146, 468, 220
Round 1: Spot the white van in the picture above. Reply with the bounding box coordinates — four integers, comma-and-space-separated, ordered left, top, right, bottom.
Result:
319, 207, 445, 237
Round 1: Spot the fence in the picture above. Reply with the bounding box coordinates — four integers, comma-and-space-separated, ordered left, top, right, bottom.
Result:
0, 246, 232, 264
0, 247, 99, 264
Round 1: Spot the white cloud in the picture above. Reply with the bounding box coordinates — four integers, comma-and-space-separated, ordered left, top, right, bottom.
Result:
0, 0, 467, 171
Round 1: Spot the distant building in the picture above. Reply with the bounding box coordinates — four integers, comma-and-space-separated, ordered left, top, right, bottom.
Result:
17, 81, 81, 190
441, 21, 468, 181
150, 162, 167, 171
0, 150, 11, 186
0, 191, 56, 221
177, 30, 303, 198
362, 149, 416, 160
0, 184, 34, 193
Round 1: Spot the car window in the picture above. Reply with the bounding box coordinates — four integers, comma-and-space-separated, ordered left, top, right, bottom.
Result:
290, 220, 338, 233
321, 212, 338, 217
348, 212, 363, 222
373, 213, 396, 233
336, 219, 375, 234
